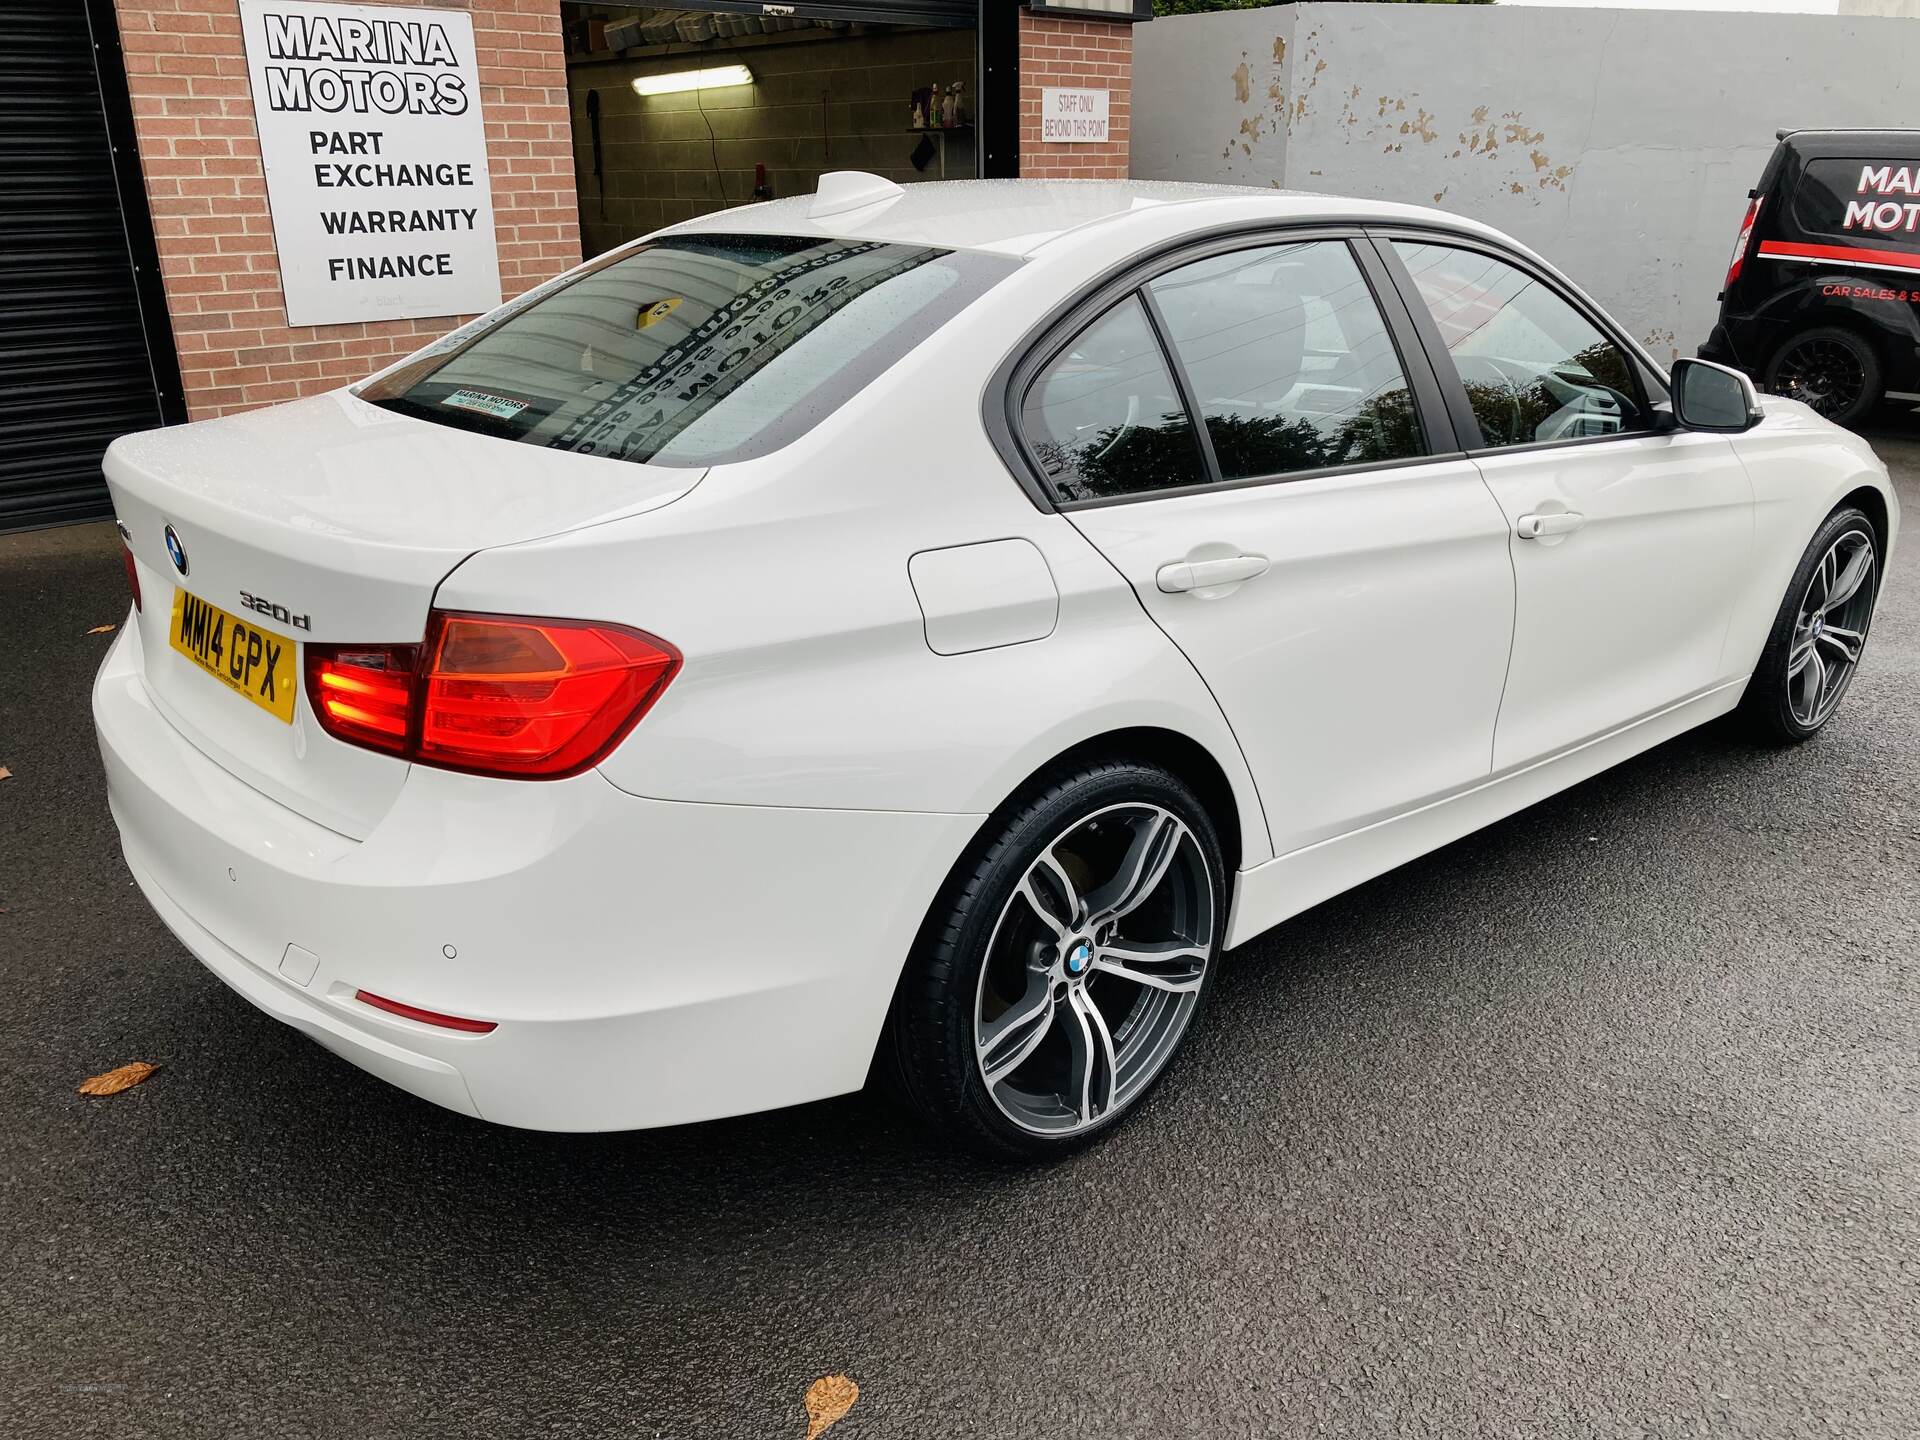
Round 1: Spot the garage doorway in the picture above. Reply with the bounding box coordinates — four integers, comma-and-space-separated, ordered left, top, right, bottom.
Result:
0, 1, 183, 532
563, 5, 982, 258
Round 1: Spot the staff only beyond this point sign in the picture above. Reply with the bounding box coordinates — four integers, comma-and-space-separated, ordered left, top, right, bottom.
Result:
239, 0, 502, 327
1040, 88, 1110, 145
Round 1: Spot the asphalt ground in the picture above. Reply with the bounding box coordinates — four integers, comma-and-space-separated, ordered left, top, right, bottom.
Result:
2, 417, 1917, 1439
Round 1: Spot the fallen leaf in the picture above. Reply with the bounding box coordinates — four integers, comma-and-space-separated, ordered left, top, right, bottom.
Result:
0, 766, 11, 781
78, 1062, 160, 1097
803, 1375, 858, 1439
87, 624, 118, 635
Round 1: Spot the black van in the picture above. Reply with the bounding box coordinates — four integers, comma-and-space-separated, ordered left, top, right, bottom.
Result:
1700, 128, 1920, 427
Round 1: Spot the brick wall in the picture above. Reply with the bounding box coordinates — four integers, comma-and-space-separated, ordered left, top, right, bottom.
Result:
1017, 12, 1131, 180
114, 0, 582, 420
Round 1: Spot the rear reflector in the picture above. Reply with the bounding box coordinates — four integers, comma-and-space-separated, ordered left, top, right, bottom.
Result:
120, 541, 142, 614
305, 610, 680, 780
355, 989, 498, 1034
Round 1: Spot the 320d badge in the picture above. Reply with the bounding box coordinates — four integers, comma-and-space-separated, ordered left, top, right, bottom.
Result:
237, 591, 312, 631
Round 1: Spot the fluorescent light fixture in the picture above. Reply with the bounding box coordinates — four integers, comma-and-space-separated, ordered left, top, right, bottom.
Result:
631, 63, 753, 97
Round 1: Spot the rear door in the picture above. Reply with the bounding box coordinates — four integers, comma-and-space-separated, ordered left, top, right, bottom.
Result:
1023, 232, 1516, 857
1378, 236, 1753, 772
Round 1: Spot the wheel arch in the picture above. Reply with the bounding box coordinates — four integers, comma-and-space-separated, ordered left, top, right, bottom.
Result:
941, 725, 1256, 900
899, 723, 1256, 974
1022, 726, 1249, 877
1836, 483, 1891, 567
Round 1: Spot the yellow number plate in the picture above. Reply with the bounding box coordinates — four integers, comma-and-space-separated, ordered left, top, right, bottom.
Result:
169, 589, 298, 724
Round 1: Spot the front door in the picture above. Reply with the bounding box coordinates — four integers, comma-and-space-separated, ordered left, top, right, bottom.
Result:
1025, 236, 1515, 858
1384, 239, 1754, 771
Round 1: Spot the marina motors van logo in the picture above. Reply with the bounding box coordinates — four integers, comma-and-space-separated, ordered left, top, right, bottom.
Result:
1844, 165, 1920, 234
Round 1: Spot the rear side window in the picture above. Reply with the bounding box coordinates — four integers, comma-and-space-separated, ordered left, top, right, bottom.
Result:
1022, 295, 1208, 502
359, 234, 1018, 468
1793, 157, 1920, 249
1146, 239, 1424, 481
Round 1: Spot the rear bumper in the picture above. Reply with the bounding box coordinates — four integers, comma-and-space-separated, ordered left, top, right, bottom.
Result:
94, 623, 982, 1131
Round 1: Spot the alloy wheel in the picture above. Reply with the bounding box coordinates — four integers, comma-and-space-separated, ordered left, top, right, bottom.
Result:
1787, 527, 1876, 728
973, 803, 1215, 1137
1771, 338, 1867, 421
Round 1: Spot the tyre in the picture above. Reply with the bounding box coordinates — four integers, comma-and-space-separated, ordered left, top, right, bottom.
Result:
887, 758, 1226, 1158
1740, 505, 1881, 744
1764, 327, 1883, 429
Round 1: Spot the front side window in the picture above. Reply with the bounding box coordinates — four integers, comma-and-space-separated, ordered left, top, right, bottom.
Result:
1147, 239, 1424, 480
1393, 241, 1646, 449
1022, 295, 1207, 502
359, 234, 1017, 468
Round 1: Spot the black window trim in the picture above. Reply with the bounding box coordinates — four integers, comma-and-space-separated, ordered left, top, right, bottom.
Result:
986, 222, 1468, 514
1364, 226, 1675, 462
1136, 285, 1225, 487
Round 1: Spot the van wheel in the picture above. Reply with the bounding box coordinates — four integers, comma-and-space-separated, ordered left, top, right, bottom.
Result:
1765, 327, 1881, 428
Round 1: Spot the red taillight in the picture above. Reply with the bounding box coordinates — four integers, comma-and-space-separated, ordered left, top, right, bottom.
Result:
120, 541, 142, 613
304, 611, 680, 780
1723, 195, 1763, 290
355, 989, 497, 1034
307, 644, 418, 754
418, 613, 679, 777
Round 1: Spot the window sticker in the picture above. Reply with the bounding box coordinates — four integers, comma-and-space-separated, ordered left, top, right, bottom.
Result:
441, 388, 527, 420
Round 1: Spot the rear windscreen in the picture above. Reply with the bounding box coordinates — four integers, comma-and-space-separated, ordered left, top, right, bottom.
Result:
358, 233, 1019, 467
1792, 157, 1920, 249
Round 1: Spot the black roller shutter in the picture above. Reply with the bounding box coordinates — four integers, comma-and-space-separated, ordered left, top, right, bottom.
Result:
682, 1, 977, 27
0, 2, 179, 532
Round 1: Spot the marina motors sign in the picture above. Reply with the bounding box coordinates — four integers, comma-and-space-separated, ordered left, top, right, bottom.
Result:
238, 0, 501, 326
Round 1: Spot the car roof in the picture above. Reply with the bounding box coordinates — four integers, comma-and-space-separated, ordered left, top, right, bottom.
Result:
657, 177, 1501, 259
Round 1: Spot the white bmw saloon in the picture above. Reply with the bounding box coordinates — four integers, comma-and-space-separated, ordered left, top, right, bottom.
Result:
96, 176, 1898, 1156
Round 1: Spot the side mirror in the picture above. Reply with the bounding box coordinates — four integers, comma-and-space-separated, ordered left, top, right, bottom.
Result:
1669, 358, 1763, 433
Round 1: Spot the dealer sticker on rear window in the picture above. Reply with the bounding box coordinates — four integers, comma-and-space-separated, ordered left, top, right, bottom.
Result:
442, 388, 527, 421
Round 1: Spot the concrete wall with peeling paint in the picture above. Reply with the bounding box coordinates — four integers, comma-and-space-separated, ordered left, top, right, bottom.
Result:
1133, 3, 1920, 360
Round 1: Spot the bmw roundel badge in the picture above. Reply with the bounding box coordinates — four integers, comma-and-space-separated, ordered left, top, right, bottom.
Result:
1068, 942, 1092, 975
164, 524, 188, 576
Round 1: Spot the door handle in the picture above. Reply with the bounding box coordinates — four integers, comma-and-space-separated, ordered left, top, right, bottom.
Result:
1515, 511, 1587, 540
1155, 555, 1270, 593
